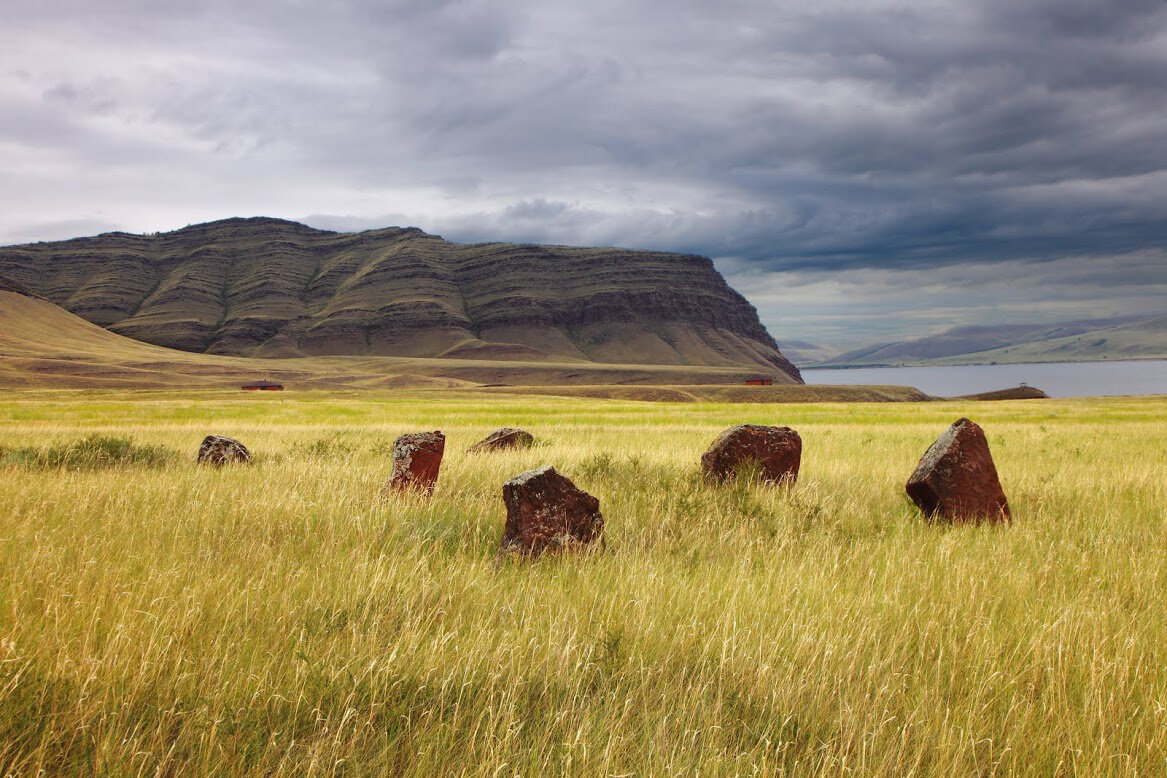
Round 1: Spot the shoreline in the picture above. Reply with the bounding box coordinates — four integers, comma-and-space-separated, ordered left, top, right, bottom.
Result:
802, 356, 1167, 370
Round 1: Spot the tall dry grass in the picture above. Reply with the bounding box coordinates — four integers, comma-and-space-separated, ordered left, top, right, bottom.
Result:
0, 389, 1164, 775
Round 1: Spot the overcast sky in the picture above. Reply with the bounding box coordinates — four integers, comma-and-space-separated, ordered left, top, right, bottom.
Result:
3, 0, 1165, 347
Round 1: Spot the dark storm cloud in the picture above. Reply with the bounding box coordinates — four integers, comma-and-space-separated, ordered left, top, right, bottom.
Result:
2, 0, 1165, 341
723, 248, 1167, 346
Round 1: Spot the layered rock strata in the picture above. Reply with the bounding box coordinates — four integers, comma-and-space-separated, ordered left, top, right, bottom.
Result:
0, 218, 801, 381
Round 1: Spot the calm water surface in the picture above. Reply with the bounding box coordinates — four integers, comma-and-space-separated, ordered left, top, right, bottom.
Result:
800, 360, 1167, 398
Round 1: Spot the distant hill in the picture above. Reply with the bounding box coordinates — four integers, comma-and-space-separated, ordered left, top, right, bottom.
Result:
0, 217, 801, 382
779, 339, 841, 366
816, 317, 1167, 367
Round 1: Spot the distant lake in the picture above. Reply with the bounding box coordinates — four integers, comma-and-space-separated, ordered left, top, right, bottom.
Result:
800, 360, 1167, 398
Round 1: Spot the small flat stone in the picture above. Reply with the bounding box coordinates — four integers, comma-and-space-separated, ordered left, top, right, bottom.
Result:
468, 428, 535, 453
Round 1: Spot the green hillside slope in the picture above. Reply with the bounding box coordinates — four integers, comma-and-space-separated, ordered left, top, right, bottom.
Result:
0, 288, 793, 389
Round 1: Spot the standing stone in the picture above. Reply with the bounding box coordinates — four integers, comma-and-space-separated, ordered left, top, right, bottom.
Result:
197, 435, 252, 466
906, 418, 1010, 522
500, 466, 604, 558
700, 424, 801, 485
387, 431, 445, 495
468, 427, 535, 453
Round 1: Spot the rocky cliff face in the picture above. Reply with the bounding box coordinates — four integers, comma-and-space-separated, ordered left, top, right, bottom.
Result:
0, 217, 801, 381
0, 273, 41, 298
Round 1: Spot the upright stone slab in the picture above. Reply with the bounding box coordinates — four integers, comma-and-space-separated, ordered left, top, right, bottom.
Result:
468, 427, 535, 453
906, 418, 1010, 522
500, 466, 604, 558
197, 435, 252, 466
387, 431, 445, 495
701, 424, 801, 485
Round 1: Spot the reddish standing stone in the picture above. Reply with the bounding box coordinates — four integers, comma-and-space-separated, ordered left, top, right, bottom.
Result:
500, 466, 604, 558
906, 418, 1010, 523
700, 424, 802, 485
387, 431, 445, 495
468, 427, 535, 453
197, 434, 252, 466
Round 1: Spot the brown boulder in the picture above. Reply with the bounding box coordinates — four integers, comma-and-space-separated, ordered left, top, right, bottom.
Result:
500, 466, 604, 558
700, 424, 801, 485
387, 431, 445, 495
197, 435, 252, 466
468, 427, 535, 453
906, 418, 1010, 523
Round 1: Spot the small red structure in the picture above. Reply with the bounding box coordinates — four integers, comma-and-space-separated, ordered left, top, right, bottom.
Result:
744, 377, 774, 386
242, 380, 284, 391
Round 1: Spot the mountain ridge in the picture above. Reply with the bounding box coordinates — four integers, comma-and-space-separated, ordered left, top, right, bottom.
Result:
0, 217, 801, 382
815, 316, 1167, 367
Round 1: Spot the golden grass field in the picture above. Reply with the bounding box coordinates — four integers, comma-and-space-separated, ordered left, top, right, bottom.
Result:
1, 389, 1165, 775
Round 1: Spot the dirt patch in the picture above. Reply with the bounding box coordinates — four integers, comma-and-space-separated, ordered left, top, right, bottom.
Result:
478, 384, 934, 403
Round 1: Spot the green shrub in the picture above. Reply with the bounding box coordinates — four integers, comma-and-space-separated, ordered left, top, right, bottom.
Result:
0, 434, 175, 470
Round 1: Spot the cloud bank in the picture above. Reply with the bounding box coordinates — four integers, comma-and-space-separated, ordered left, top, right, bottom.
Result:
3, 0, 1165, 343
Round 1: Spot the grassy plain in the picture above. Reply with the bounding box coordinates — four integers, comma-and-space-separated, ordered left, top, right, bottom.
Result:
1, 389, 1165, 775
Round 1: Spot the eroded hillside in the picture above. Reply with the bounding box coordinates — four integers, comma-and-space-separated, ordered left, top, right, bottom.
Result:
0, 218, 801, 381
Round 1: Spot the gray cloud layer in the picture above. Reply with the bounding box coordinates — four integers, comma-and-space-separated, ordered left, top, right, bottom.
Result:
3, 0, 1165, 344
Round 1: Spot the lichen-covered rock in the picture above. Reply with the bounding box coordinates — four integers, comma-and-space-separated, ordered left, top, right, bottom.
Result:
197, 435, 252, 466
700, 424, 801, 485
387, 431, 445, 495
468, 428, 535, 453
500, 466, 604, 558
906, 418, 1010, 523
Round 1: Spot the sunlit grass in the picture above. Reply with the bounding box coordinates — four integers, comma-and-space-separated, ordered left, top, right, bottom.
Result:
1, 389, 1165, 775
